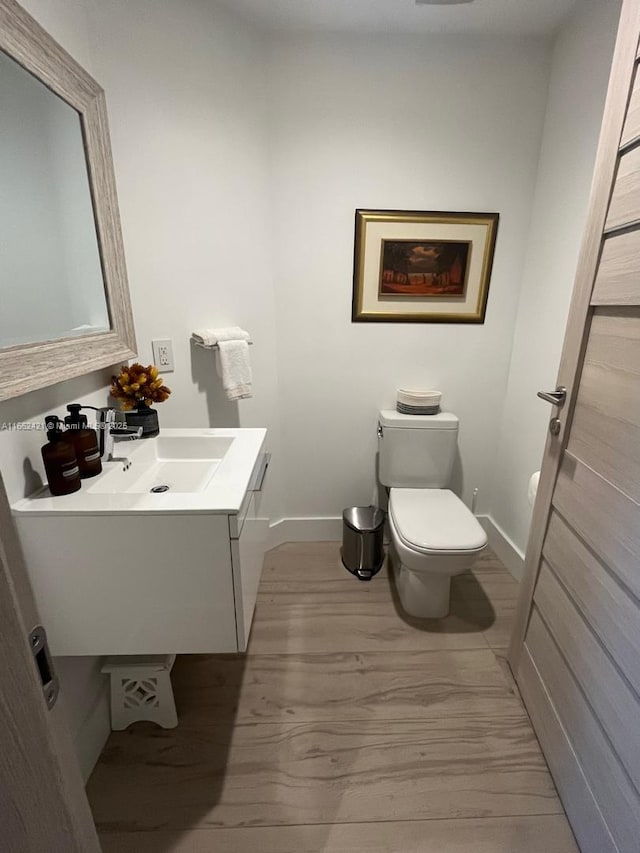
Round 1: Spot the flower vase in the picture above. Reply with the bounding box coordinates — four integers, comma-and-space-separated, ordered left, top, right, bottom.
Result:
125, 404, 159, 438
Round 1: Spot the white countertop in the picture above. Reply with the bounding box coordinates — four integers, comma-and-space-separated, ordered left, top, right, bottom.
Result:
13, 428, 267, 516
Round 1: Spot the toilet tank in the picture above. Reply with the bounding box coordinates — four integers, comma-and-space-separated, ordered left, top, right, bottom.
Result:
378, 410, 459, 488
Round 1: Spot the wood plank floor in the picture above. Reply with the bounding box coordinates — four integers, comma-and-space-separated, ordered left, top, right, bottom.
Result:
89, 543, 578, 852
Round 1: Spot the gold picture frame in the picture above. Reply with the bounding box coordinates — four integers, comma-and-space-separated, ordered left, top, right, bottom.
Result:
352, 209, 499, 323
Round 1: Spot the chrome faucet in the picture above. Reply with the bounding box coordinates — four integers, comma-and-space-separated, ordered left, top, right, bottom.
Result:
96, 408, 143, 468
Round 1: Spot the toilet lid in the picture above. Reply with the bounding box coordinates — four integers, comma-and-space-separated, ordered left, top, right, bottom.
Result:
389, 489, 487, 554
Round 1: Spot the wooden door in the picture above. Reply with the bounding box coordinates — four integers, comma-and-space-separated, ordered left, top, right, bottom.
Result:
0, 475, 100, 852
509, 2, 640, 851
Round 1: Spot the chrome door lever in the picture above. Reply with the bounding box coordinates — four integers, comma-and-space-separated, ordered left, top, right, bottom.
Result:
537, 387, 567, 407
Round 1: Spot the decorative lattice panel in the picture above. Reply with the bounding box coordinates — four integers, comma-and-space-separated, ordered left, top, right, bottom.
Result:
122, 678, 160, 709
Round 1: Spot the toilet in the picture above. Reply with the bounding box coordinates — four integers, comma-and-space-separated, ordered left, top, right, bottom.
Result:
378, 410, 487, 618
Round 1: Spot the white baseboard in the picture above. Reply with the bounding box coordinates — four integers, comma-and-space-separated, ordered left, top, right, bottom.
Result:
478, 514, 525, 581
269, 516, 342, 549
269, 514, 525, 582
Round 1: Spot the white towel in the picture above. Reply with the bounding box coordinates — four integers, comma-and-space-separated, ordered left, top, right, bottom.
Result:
192, 327, 250, 347
216, 340, 252, 400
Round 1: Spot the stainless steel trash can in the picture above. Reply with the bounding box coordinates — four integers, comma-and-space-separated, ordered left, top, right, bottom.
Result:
341, 506, 385, 581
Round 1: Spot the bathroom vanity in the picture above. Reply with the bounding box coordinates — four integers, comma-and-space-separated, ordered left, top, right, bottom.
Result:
12, 428, 269, 656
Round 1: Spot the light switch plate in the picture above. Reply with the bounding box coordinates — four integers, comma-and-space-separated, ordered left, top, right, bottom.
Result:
152, 339, 174, 372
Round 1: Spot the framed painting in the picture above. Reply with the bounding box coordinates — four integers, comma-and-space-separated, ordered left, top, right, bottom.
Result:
352, 209, 499, 323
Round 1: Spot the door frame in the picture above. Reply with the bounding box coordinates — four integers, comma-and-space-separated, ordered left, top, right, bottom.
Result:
508, 0, 640, 671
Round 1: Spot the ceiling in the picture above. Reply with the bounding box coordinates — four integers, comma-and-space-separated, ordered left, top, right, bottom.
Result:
215, 0, 579, 36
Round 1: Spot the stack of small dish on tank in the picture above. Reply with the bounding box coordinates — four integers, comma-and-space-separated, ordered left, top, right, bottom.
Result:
396, 388, 442, 415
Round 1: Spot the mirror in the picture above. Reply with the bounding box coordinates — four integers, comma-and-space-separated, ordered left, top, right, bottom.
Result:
0, 0, 136, 400
0, 51, 110, 348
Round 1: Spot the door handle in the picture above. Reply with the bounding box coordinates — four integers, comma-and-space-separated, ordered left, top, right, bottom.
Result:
249, 452, 271, 492
537, 387, 566, 407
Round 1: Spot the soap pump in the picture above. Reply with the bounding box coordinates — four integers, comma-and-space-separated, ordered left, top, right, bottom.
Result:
41, 416, 82, 496
64, 404, 102, 478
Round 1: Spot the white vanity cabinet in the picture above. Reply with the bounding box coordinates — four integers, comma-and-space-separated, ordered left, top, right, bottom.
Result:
229, 452, 270, 652
12, 431, 270, 657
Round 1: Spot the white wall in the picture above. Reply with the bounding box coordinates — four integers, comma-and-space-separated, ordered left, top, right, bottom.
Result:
489, 0, 621, 564
267, 33, 551, 521
84, 0, 284, 519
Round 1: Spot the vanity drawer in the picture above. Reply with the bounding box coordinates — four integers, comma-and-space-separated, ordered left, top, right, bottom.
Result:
228, 451, 271, 539
17, 513, 238, 656
231, 489, 270, 651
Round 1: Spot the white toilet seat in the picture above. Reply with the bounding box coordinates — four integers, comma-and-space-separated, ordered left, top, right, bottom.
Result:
389, 488, 487, 556
388, 490, 488, 616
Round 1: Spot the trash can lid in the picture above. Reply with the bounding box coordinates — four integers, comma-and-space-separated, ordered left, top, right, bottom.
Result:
343, 505, 385, 532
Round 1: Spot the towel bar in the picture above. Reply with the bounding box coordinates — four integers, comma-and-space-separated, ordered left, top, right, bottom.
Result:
193, 339, 253, 350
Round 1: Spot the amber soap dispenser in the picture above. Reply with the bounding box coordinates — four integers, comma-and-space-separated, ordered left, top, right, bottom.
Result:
64, 404, 102, 478
41, 416, 82, 496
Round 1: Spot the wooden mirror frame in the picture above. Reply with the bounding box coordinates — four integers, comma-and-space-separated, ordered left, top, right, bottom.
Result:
0, 0, 136, 401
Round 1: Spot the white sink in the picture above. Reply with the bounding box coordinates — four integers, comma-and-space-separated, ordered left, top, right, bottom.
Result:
13, 428, 266, 515
88, 435, 235, 495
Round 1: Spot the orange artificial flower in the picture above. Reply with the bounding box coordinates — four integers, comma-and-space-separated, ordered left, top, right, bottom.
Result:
110, 363, 172, 410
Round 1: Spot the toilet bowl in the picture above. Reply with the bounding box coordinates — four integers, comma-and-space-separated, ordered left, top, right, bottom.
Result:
387, 488, 487, 618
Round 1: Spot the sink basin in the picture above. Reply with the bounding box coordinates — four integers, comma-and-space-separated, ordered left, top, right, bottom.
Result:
88, 435, 234, 495
13, 428, 266, 515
